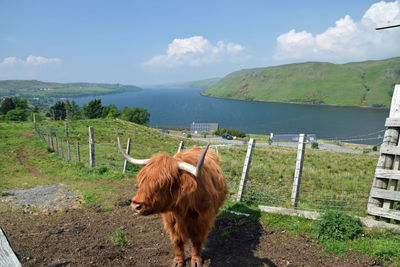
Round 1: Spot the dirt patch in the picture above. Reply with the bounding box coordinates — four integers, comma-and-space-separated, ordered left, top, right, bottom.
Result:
0, 184, 82, 211
17, 147, 43, 177
0, 204, 387, 267
20, 131, 34, 138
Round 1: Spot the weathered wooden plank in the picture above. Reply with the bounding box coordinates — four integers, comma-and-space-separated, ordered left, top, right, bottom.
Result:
371, 188, 400, 202
259, 205, 400, 231
385, 118, 400, 127
375, 168, 400, 180
0, 227, 22, 267
367, 205, 400, 221
380, 144, 400, 156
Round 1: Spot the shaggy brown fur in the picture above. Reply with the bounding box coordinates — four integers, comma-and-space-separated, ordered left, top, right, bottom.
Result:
131, 148, 227, 266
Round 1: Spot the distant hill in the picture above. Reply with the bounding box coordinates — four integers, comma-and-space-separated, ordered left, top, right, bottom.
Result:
202, 57, 400, 108
179, 77, 221, 88
0, 80, 141, 105
152, 77, 221, 89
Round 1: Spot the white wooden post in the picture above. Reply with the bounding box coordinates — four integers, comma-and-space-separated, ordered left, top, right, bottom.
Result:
177, 141, 184, 153
89, 126, 95, 168
237, 138, 256, 202
123, 138, 131, 173
291, 133, 306, 208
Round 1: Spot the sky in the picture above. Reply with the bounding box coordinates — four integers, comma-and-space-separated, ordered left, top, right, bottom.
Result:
0, 0, 399, 86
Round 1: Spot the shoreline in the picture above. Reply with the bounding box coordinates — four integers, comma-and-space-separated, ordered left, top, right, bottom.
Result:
199, 92, 389, 110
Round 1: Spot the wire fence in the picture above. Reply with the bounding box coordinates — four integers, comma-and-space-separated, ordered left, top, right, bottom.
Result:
33, 121, 379, 217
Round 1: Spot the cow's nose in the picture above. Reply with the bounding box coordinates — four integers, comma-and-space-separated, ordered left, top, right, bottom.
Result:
133, 203, 142, 211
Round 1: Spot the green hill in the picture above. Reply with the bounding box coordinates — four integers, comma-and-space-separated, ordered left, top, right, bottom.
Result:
202, 57, 400, 108
0, 80, 142, 105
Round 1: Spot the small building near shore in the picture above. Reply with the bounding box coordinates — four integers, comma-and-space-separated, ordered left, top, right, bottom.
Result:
190, 122, 219, 133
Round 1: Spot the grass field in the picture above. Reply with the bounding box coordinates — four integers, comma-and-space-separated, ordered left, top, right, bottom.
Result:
0, 118, 399, 264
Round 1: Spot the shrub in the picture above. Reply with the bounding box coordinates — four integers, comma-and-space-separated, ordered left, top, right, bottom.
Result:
214, 128, 246, 138
315, 210, 363, 241
372, 146, 378, 151
187, 133, 192, 138
311, 142, 319, 149
6, 108, 28, 121
97, 166, 108, 174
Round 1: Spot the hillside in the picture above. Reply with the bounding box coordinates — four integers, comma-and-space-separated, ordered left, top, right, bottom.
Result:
202, 57, 400, 108
0, 80, 142, 105
151, 77, 221, 89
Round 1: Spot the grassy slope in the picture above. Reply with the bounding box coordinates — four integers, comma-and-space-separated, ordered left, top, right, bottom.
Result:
0, 80, 141, 101
203, 57, 400, 107
0, 119, 399, 264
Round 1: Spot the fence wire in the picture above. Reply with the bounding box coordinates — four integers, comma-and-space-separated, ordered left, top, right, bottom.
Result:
34, 122, 379, 217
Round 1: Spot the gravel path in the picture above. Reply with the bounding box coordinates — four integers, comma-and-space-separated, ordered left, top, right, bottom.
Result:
0, 184, 81, 211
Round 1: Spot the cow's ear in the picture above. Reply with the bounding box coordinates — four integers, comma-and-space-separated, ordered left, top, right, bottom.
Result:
179, 173, 197, 195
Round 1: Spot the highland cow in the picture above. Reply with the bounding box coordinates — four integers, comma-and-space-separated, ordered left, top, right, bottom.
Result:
117, 139, 227, 267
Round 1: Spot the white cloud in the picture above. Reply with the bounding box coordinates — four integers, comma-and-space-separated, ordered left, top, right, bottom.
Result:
0, 55, 61, 79
144, 36, 245, 68
273, 1, 400, 62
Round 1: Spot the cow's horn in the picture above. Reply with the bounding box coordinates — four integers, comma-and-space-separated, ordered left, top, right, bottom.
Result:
117, 137, 149, 166
177, 144, 210, 178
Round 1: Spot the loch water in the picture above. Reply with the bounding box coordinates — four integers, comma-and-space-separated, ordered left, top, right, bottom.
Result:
73, 88, 389, 145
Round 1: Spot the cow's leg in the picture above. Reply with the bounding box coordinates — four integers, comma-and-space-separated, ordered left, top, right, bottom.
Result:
172, 238, 185, 266
163, 213, 186, 266
190, 238, 204, 267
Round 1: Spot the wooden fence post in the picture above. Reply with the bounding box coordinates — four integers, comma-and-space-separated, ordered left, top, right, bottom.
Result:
55, 137, 59, 154
177, 141, 184, 153
65, 119, 68, 137
89, 126, 95, 168
237, 138, 256, 202
67, 140, 71, 161
291, 133, 307, 208
60, 139, 64, 159
122, 138, 131, 173
77, 141, 80, 162
33, 114, 36, 130
51, 135, 54, 150
47, 135, 50, 147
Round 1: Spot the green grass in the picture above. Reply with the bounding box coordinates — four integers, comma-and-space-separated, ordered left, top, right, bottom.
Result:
108, 229, 129, 246
203, 57, 400, 107
1, 119, 399, 264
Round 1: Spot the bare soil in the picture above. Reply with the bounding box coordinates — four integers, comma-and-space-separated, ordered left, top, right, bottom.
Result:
0, 202, 386, 267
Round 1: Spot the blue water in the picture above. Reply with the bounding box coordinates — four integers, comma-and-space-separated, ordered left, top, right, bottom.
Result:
73, 88, 389, 145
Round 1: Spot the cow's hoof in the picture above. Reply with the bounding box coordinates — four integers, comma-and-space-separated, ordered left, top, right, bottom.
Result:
191, 262, 202, 267
171, 263, 184, 267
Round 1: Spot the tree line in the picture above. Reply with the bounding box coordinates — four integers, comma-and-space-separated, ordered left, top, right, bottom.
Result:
0, 97, 150, 125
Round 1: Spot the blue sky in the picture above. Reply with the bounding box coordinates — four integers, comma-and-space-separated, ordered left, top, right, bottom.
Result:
0, 0, 399, 85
